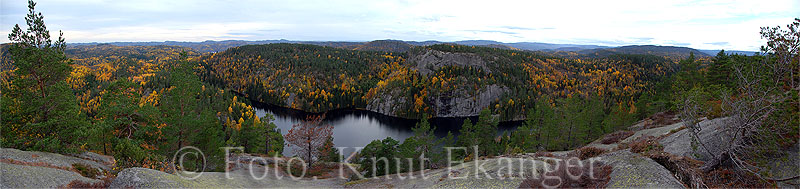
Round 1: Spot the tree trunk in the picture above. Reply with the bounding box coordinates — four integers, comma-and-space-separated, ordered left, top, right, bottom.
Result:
307, 134, 313, 166
265, 132, 271, 155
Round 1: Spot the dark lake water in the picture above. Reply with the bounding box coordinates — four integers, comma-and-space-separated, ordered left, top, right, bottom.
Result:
252, 102, 521, 156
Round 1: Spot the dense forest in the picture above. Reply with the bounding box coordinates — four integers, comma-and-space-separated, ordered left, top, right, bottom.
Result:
198, 42, 683, 123
0, 1, 797, 186
0, 3, 283, 171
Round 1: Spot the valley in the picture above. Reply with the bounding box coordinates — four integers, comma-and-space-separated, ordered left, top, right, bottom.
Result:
1, 1, 797, 188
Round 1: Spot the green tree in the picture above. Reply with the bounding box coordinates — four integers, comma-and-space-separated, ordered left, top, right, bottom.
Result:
410, 116, 438, 165
532, 96, 562, 151
581, 96, 606, 142
457, 118, 477, 149
438, 131, 458, 164
457, 109, 499, 156
318, 136, 340, 162
560, 97, 587, 148
158, 57, 224, 170
233, 114, 283, 156
397, 115, 442, 172
91, 79, 160, 162
262, 115, 284, 156
602, 103, 636, 133
1, 0, 88, 153
512, 109, 539, 152
397, 137, 420, 172
357, 137, 400, 177
672, 52, 704, 102
706, 50, 732, 88
238, 118, 264, 154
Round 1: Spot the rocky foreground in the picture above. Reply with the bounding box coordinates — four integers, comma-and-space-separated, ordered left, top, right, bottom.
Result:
2, 116, 798, 188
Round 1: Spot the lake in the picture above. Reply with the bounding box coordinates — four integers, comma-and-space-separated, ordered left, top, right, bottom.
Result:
252, 102, 521, 156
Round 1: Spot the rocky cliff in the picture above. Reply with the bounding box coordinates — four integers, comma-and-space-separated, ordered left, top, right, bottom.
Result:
407, 49, 492, 76
428, 84, 507, 117
366, 49, 509, 118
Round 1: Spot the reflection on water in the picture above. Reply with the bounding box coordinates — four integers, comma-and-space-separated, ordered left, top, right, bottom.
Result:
252, 102, 520, 157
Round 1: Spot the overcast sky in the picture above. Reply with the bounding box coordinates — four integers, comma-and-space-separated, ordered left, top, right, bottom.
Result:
1, 0, 797, 51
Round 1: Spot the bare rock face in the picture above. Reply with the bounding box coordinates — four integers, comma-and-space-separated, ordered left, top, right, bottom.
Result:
1, 162, 103, 188
408, 49, 491, 76
431, 84, 507, 118
74, 151, 116, 167
365, 84, 507, 118
0, 148, 113, 188
366, 48, 509, 118
110, 166, 341, 188
0, 148, 113, 172
659, 117, 730, 162
365, 88, 407, 117
594, 150, 685, 188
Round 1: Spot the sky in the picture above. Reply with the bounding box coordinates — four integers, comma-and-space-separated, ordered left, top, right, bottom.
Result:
1, 0, 798, 51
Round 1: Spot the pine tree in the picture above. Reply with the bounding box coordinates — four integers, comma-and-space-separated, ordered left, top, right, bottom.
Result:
513, 109, 538, 152
159, 58, 204, 152
358, 137, 399, 177
474, 108, 499, 156
706, 50, 732, 88
2, 0, 88, 153
561, 97, 585, 148
410, 115, 437, 162
397, 137, 420, 172
674, 52, 702, 92
262, 114, 284, 156
91, 79, 159, 161
535, 97, 562, 151
457, 118, 476, 148
582, 96, 606, 142
439, 131, 458, 164
318, 136, 340, 162
158, 55, 224, 169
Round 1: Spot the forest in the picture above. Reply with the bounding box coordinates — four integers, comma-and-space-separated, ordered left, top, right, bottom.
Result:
199, 42, 680, 122
0, 1, 797, 187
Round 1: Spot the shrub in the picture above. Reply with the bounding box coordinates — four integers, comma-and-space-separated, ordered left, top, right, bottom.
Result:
533, 151, 554, 157
72, 163, 100, 179
667, 126, 686, 135
628, 136, 663, 154
519, 158, 613, 188
648, 111, 680, 127
600, 131, 634, 144
281, 158, 309, 178
575, 147, 607, 160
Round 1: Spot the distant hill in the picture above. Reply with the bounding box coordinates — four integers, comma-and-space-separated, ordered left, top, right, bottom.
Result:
71, 40, 283, 53
698, 49, 759, 56
454, 40, 607, 51
574, 45, 710, 60
69, 40, 753, 61
350, 40, 415, 52
70, 40, 609, 53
